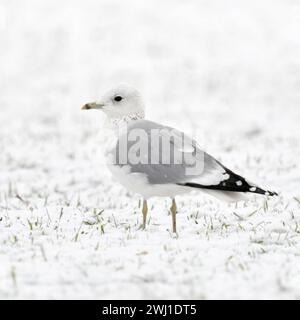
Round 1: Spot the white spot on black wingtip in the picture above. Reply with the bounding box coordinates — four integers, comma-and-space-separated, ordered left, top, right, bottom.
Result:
250, 187, 257, 192
223, 173, 230, 180
236, 180, 243, 186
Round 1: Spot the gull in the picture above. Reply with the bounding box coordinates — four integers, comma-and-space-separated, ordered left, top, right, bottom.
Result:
82, 84, 277, 233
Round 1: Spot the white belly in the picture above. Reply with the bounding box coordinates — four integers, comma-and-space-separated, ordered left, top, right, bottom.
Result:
107, 163, 190, 199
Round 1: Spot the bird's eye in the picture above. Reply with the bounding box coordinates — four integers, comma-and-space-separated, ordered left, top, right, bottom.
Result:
114, 96, 123, 102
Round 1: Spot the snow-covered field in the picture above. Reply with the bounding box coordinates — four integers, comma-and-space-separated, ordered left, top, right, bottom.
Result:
1, 0, 300, 299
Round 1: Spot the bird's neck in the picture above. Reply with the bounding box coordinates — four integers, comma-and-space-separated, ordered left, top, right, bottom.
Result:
102, 112, 144, 158
110, 111, 145, 127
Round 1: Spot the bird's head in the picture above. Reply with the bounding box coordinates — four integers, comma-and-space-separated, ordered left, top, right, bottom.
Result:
82, 84, 145, 121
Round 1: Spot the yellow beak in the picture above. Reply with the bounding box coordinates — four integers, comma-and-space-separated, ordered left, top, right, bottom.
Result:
81, 102, 104, 110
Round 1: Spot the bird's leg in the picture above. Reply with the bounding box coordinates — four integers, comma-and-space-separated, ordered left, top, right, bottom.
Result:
142, 199, 148, 229
170, 198, 177, 233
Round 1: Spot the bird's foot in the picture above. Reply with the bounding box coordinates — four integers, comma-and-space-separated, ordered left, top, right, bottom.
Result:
169, 230, 179, 239
138, 223, 146, 231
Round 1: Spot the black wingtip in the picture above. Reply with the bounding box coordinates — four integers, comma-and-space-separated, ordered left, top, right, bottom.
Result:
179, 181, 278, 197
248, 186, 278, 196
264, 190, 278, 197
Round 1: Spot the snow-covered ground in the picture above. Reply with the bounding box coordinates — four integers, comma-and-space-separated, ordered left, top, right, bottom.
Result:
1, 0, 300, 299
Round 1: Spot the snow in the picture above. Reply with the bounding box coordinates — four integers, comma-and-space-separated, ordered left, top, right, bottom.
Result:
1, 0, 300, 299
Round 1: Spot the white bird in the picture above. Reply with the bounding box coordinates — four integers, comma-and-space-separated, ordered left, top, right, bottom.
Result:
82, 84, 277, 233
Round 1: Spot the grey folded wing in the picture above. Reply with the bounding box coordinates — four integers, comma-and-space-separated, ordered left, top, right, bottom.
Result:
111, 119, 227, 186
